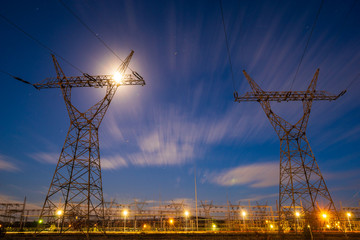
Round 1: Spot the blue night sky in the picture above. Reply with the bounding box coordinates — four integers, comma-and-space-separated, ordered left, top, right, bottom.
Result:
0, 0, 359, 210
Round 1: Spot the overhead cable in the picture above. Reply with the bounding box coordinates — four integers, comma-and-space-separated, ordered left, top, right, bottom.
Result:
0, 13, 84, 74
58, 0, 135, 72
345, 73, 360, 90
290, 0, 324, 90
219, 0, 237, 93
0, 70, 38, 89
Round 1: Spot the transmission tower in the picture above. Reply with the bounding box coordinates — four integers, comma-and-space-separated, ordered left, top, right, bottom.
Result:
30, 50, 145, 233
235, 69, 345, 231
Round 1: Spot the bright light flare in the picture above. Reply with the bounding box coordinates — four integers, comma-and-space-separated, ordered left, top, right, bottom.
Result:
169, 219, 174, 224
241, 211, 247, 217
184, 210, 190, 217
123, 210, 128, 217
113, 72, 123, 84
56, 209, 63, 216
347, 212, 351, 217
295, 211, 300, 217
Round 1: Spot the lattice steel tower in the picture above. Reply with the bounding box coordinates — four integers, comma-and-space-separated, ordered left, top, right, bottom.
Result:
235, 69, 345, 230
32, 51, 145, 232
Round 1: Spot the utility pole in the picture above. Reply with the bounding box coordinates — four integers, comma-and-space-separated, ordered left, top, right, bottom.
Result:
235, 69, 344, 231
194, 165, 199, 231
24, 51, 145, 234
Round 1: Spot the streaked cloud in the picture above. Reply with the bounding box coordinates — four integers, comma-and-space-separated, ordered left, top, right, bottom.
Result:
237, 193, 278, 203
104, 101, 274, 168
127, 130, 194, 166
28, 152, 58, 164
0, 154, 19, 172
209, 162, 278, 188
101, 155, 128, 169
28, 152, 128, 170
0, 193, 41, 209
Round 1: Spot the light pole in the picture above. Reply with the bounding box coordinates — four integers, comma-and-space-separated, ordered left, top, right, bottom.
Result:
123, 210, 128, 232
241, 210, 246, 231
270, 224, 274, 231
212, 223, 216, 231
56, 209, 63, 232
321, 213, 328, 231
347, 212, 352, 232
295, 211, 300, 233
184, 210, 189, 231
169, 218, 174, 231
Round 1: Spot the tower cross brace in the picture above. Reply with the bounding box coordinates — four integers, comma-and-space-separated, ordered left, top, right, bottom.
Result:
36, 51, 145, 233
235, 69, 344, 230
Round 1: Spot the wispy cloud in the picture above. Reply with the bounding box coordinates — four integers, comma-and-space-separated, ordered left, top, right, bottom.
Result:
0, 193, 41, 209
208, 162, 278, 188
0, 154, 19, 172
28, 152, 58, 164
101, 155, 128, 169
237, 193, 278, 203
103, 102, 274, 168
28, 152, 128, 170
127, 130, 195, 167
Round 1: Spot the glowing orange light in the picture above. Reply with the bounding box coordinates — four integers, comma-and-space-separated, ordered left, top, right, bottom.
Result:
184, 210, 189, 217
56, 209, 63, 216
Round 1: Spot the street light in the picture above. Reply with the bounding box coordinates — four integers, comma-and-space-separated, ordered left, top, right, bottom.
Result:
347, 212, 352, 231
56, 209, 63, 232
241, 210, 247, 231
212, 223, 216, 231
184, 210, 190, 231
295, 212, 300, 233
169, 218, 174, 230
321, 213, 328, 231
123, 210, 128, 232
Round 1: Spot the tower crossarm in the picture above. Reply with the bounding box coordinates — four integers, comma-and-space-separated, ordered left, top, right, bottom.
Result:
235, 90, 345, 102
33, 73, 145, 89
235, 69, 345, 231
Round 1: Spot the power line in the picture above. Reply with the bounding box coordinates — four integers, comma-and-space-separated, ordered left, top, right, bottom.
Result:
345, 73, 360, 90
58, 0, 134, 72
0, 70, 39, 89
0, 70, 14, 78
219, 0, 237, 92
0, 13, 84, 74
290, 0, 324, 90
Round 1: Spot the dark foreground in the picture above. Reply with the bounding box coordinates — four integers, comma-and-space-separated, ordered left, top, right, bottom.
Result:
2, 232, 360, 240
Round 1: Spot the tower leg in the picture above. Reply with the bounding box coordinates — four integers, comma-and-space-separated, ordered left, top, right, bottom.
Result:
39, 123, 104, 232
241, 70, 338, 232
36, 51, 135, 234
38, 83, 117, 233
279, 133, 336, 231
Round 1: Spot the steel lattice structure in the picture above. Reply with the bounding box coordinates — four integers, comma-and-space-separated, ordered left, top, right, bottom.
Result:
235, 69, 344, 230
36, 51, 145, 233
